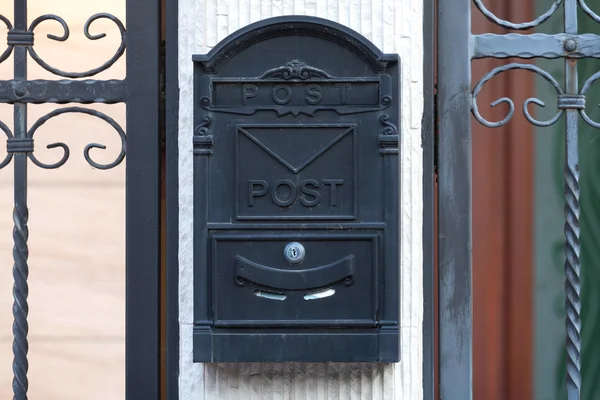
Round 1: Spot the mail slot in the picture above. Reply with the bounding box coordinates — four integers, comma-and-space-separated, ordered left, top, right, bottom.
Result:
192, 16, 400, 363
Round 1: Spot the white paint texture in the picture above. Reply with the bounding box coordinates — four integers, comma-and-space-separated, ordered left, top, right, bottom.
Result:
178, 1, 424, 399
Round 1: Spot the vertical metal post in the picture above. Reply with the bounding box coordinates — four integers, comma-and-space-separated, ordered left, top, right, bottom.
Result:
422, 0, 435, 395
125, 0, 161, 398
563, 1, 581, 399
437, 0, 473, 397
11, 1, 29, 399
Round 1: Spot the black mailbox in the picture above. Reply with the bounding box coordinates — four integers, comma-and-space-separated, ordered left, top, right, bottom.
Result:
192, 16, 400, 363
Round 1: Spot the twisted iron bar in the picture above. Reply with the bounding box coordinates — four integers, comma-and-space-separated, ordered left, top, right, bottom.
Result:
0, 14, 13, 64
578, 0, 600, 23
471, 63, 565, 128
26, 107, 126, 170
12, 202, 29, 400
26, 13, 126, 78
564, 119, 582, 397
472, 0, 562, 30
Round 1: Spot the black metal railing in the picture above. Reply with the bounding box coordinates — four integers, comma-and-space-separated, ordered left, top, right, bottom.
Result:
0, 2, 126, 399
438, 0, 600, 398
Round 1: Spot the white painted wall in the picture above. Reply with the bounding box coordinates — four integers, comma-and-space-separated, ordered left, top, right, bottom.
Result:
178, 1, 424, 399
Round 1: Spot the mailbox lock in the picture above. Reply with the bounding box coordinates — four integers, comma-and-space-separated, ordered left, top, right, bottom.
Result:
284, 242, 305, 263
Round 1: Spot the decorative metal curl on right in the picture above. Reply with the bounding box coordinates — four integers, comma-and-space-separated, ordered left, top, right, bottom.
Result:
26, 13, 126, 78
26, 107, 126, 170
472, 0, 562, 30
0, 119, 14, 169
0, 14, 13, 65
578, 0, 600, 23
472, 63, 564, 128
579, 70, 600, 129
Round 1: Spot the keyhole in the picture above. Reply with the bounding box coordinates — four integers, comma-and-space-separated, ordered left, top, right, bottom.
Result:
284, 242, 305, 263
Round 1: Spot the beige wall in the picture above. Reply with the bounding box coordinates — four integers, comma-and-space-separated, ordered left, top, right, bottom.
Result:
177, 1, 424, 399
0, 1, 126, 399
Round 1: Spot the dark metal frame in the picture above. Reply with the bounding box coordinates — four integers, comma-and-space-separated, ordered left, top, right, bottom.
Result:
437, 0, 600, 399
0, 1, 162, 399
165, 0, 180, 397
422, 0, 435, 398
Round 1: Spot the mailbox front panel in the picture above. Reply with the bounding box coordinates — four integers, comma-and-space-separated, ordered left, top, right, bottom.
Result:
192, 16, 400, 362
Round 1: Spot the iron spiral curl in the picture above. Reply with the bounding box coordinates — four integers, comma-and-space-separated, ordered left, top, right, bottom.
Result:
12, 203, 29, 399
0, 119, 14, 169
26, 13, 126, 78
27, 107, 126, 170
579, 70, 600, 128
0, 14, 13, 64
472, 0, 562, 30
471, 63, 564, 128
578, 0, 600, 23
564, 158, 581, 393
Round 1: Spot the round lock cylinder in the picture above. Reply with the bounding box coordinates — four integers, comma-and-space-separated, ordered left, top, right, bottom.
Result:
284, 242, 305, 263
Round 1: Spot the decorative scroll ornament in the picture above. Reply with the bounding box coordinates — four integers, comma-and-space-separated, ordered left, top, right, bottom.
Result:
193, 116, 214, 156
471, 63, 565, 128
0, 14, 13, 64
0, 119, 14, 169
379, 113, 398, 135
579, 71, 600, 128
578, 0, 600, 23
25, 107, 126, 170
378, 113, 399, 155
0, 13, 126, 76
259, 59, 333, 80
472, 63, 600, 130
194, 115, 212, 136
472, 0, 562, 30
27, 13, 126, 78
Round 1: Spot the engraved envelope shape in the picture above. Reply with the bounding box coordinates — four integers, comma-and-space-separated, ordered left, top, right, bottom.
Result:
238, 126, 353, 174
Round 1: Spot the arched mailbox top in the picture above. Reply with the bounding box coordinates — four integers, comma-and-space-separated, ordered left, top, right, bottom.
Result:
192, 16, 398, 74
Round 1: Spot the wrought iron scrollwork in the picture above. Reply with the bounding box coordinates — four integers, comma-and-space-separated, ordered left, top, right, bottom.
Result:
471, 63, 565, 128
472, 0, 562, 30
1, 5, 128, 399
26, 107, 126, 170
26, 13, 126, 78
579, 71, 600, 128
0, 14, 13, 64
0, 12, 125, 75
0, 119, 14, 169
472, 64, 600, 131
578, 0, 600, 23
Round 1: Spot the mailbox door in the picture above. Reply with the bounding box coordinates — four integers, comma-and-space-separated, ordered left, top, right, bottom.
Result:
211, 231, 382, 327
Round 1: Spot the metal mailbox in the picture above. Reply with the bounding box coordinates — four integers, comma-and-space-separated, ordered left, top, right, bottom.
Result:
192, 16, 400, 362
